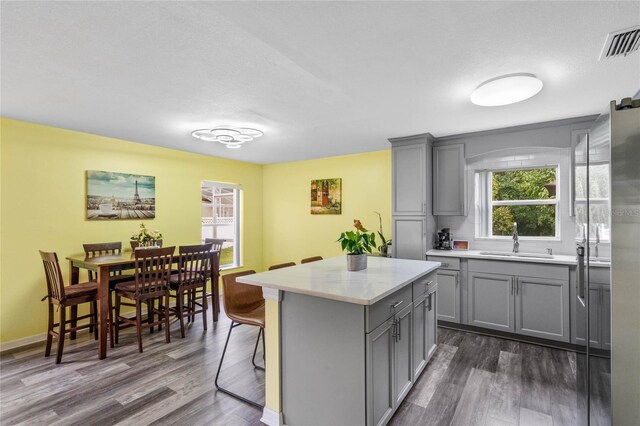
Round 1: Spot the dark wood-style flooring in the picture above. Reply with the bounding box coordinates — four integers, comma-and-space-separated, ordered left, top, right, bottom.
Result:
1, 310, 608, 425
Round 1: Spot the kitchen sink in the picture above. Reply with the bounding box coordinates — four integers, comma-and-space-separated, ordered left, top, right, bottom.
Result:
478, 251, 554, 259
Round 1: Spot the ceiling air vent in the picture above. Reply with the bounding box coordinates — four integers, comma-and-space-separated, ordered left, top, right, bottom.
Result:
599, 25, 640, 60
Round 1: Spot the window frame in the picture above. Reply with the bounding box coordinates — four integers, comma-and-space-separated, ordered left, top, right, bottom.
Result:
475, 165, 560, 241
201, 181, 241, 270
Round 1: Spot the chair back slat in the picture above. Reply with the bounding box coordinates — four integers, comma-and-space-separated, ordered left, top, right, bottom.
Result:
39, 251, 66, 301
83, 242, 122, 280
204, 238, 224, 252
179, 243, 213, 285
301, 256, 323, 264
268, 262, 296, 271
221, 271, 263, 316
134, 247, 174, 295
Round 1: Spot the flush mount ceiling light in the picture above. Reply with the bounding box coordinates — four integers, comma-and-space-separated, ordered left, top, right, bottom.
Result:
470, 73, 543, 106
191, 126, 264, 149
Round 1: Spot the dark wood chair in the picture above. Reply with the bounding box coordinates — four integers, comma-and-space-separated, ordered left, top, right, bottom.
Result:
130, 239, 163, 250
301, 256, 323, 264
39, 251, 100, 364
216, 270, 265, 408
114, 247, 174, 353
169, 243, 212, 337
204, 238, 224, 323
268, 262, 296, 270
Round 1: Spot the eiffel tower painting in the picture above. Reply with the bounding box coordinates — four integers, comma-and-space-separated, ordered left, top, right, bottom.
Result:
86, 170, 155, 220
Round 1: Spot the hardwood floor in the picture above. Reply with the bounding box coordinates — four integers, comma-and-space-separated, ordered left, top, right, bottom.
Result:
1, 315, 607, 425
0, 306, 265, 425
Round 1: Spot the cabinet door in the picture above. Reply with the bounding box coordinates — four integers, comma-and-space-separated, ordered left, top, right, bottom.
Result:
574, 287, 601, 348
437, 270, 460, 323
413, 293, 427, 380
468, 272, 514, 332
433, 144, 466, 216
426, 289, 438, 361
392, 143, 426, 215
392, 216, 426, 260
366, 319, 395, 426
601, 286, 611, 350
394, 304, 413, 406
515, 277, 570, 343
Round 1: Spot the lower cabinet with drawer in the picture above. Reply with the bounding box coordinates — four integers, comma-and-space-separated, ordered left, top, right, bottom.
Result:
426, 255, 461, 323
467, 260, 570, 343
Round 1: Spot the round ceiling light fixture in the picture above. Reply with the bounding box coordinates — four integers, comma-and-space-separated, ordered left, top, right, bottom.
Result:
191, 126, 264, 148
470, 73, 543, 106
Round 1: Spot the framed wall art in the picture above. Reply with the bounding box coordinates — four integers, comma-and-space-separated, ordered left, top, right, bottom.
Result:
310, 178, 341, 215
86, 170, 155, 220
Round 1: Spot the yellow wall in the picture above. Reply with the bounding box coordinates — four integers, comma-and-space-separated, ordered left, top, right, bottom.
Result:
261, 150, 392, 267
0, 118, 264, 343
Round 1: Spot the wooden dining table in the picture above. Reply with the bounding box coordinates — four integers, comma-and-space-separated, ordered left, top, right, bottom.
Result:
66, 249, 220, 359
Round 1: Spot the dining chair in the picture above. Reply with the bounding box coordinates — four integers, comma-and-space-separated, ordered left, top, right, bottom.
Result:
301, 256, 323, 264
114, 247, 174, 353
204, 238, 224, 323
169, 243, 212, 337
216, 270, 265, 408
39, 251, 101, 364
268, 262, 296, 270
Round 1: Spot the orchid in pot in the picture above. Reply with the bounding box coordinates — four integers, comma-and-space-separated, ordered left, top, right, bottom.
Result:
337, 219, 376, 271
373, 211, 392, 257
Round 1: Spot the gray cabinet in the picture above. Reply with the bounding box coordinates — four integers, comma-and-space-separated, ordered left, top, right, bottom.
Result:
392, 143, 426, 216
433, 143, 466, 216
413, 283, 438, 381
436, 270, 460, 323
515, 277, 570, 343
392, 216, 426, 261
468, 272, 514, 332
389, 134, 436, 260
571, 267, 610, 350
394, 304, 413, 405
367, 318, 395, 426
425, 287, 438, 361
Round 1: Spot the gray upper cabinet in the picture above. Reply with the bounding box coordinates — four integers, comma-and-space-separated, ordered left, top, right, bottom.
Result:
392, 216, 426, 261
392, 143, 426, 215
515, 277, 570, 343
433, 143, 466, 216
468, 272, 514, 332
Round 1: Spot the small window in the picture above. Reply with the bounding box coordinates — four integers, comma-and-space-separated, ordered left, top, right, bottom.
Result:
477, 167, 559, 239
201, 182, 241, 269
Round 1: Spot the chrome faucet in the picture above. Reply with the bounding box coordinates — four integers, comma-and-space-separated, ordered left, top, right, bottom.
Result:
512, 222, 519, 253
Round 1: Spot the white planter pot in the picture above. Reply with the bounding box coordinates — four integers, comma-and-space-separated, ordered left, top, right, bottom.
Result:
346, 253, 367, 271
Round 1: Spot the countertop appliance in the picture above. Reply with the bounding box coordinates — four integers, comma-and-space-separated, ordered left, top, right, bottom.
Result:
434, 228, 452, 250
575, 97, 640, 425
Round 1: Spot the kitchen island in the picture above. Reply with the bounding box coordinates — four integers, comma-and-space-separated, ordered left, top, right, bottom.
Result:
238, 256, 440, 426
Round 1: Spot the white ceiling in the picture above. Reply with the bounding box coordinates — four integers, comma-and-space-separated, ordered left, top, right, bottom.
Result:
2, 1, 639, 164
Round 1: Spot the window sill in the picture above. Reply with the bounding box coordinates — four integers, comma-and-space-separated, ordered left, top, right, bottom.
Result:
474, 236, 562, 242
220, 264, 242, 272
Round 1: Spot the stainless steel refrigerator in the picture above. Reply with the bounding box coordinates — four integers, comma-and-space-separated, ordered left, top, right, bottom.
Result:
574, 98, 640, 425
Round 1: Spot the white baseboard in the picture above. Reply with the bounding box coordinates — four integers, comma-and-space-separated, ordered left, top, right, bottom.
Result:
260, 407, 284, 426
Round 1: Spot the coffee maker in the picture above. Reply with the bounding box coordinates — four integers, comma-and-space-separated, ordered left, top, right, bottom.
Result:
435, 228, 453, 250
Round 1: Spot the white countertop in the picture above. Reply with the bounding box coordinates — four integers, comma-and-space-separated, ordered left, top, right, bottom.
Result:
237, 256, 440, 305
426, 249, 611, 268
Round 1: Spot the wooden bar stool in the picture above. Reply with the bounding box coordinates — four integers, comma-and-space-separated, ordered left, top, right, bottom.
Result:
215, 270, 265, 408
204, 238, 224, 323
39, 251, 100, 364
301, 256, 323, 264
268, 262, 296, 270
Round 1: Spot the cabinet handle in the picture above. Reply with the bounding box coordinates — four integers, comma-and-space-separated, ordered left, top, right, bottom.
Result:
390, 301, 403, 309
442, 263, 450, 268
424, 280, 434, 287
516, 279, 520, 295
455, 274, 459, 287
397, 318, 402, 341
427, 292, 432, 311
423, 201, 426, 214
511, 280, 514, 295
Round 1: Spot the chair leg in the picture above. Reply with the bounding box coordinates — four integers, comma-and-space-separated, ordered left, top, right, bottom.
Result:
202, 286, 208, 331
177, 290, 185, 338
45, 302, 54, 357
70, 305, 78, 340
148, 300, 154, 333
92, 300, 98, 340
215, 322, 263, 409
114, 294, 121, 345
252, 328, 265, 371
262, 328, 266, 363
164, 292, 171, 344
89, 301, 94, 334
108, 292, 115, 349
56, 306, 66, 364
136, 300, 143, 353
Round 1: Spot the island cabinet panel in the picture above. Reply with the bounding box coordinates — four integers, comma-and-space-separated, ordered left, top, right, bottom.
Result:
515, 277, 570, 342
394, 304, 413, 405
366, 318, 395, 426
468, 272, 515, 332
366, 284, 413, 333
426, 286, 438, 361
413, 293, 428, 379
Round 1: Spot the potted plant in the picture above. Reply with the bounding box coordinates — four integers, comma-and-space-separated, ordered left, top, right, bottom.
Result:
337, 219, 376, 271
130, 222, 162, 249
374, 211, 392, 257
